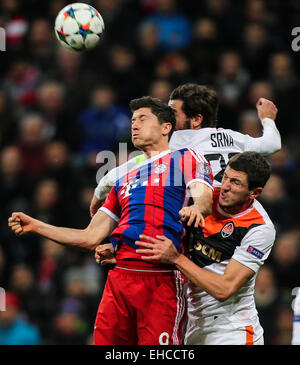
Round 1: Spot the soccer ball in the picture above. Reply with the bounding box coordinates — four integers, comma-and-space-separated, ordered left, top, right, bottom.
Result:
54, 3, 105, 51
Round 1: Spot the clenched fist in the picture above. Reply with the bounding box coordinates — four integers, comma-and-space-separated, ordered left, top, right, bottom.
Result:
8, 212, 36, 236
256, 98, 278, 121
94, 243, 116, 266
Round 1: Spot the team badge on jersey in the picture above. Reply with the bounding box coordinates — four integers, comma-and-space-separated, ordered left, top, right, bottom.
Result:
154, 163, 167, 174
198, 162, 211, 175
221, 222, 234, 238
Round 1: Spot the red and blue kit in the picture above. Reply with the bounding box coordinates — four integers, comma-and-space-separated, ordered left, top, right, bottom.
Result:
94, 148, 213, 345
100, 148, 213, 269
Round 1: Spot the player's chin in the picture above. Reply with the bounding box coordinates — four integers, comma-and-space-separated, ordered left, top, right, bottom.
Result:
132, 139, 144, 148
219, 199, 234, 209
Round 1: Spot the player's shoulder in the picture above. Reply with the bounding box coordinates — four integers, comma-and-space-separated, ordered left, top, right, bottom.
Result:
171, 147, 207, 161
235, 199, 276, 242
252, 199, 275, 229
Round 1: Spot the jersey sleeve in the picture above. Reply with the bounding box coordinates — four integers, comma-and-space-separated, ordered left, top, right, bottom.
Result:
179, 148, 214, 190
99, 186, 121, 223
94, 171, 115, 201
243, 118, 281, 155
232, 224, 276, 273
95, 154, 146, 200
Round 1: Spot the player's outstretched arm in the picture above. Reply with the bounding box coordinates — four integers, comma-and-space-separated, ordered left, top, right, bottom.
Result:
245, 97, 281, 155
90, 194, 104, 217
136, 235, 254, 302
8, 210, 117, 252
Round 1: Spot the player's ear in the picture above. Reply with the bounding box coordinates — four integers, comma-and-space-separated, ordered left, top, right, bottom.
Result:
190, 114, 203, 130
162, 122, 173, 137
249, 187, 263, 200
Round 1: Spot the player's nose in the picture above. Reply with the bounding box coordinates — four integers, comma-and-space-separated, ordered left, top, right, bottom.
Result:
222, 179, 231, 191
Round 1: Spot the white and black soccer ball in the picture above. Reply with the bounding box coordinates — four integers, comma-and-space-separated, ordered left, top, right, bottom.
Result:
54, 2, 105, 51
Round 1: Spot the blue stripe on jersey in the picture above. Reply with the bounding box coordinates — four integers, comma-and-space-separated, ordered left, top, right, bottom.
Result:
294, 315, 300, 322
120, 161, 152, 249
163, 149, 186, 249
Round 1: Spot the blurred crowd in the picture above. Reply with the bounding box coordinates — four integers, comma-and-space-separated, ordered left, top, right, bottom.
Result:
0, 0, 300, 345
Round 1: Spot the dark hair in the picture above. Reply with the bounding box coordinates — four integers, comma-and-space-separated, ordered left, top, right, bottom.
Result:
169, 83, 219, 127
129, 96, 176, 139
228, 152, 271, 190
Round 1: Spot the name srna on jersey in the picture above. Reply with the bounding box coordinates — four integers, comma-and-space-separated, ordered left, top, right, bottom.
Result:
210, 132, 234, 148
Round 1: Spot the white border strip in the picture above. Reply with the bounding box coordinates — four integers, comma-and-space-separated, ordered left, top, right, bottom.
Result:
99, 207, 120, 222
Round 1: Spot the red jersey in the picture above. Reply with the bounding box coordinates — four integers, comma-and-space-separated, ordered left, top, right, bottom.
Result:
100, 148, 213, 269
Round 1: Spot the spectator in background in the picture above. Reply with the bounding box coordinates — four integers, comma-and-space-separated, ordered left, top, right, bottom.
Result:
268, 53, 300, 139
0, 90, 18, 148
49, 297, 89, 345
16, 113, 47, 180
183, 17, 219, 83
0, 247, 6, 285
214, 50, 251, 129
8, 263, 57, 338
59, 256, 106, 338
106, 44, 148, 106
48, 0, 69, 22
268, 232, 300, 295
77, 84, 131, 158
36, 81, 65, 140
30, 179, 63, 226
136, 21, 163, 77
36, 81, 80, 150
243, 0, 280, 34
41, 141, 81, 202
154, 51, 193, 86
141, 0, 192, 52
267, 147, 300, 201
37, 238, 66, 294
0, 292, 41, 345
3, 59, 40, 111
241, 22, 274, 80
66, 185, 97, 229
27, 18, 57, 71
0, 0, 28, 55
148, 79, 173, 103
43, 47, 96, 119
259, 174, 297, 233
203, 0, 242, 46
238, 110, 262, 137
254, 265, 282, 345
238, 80, 275, 118
0, 146, 28, 220
273, 305, 294, 345
93, 0, 140, 44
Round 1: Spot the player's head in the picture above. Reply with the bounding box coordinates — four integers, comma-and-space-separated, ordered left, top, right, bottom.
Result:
129, 96, 176, 151
219, 152, 271, 212
168, 83, 219, 130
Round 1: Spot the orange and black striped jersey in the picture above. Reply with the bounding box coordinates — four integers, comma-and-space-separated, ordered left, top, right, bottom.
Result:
190, 188, 274, 269
186, 187, 276, 320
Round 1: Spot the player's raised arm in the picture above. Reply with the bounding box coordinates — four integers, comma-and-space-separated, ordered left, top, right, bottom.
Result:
8, 209, 117, 252
244, 97, 281, 155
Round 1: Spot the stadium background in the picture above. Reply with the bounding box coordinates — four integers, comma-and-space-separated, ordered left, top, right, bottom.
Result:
0, 0, 299, 345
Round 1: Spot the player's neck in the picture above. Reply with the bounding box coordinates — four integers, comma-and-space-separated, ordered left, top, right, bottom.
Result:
219, 199, 254, 216
142, 142, 170, 159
